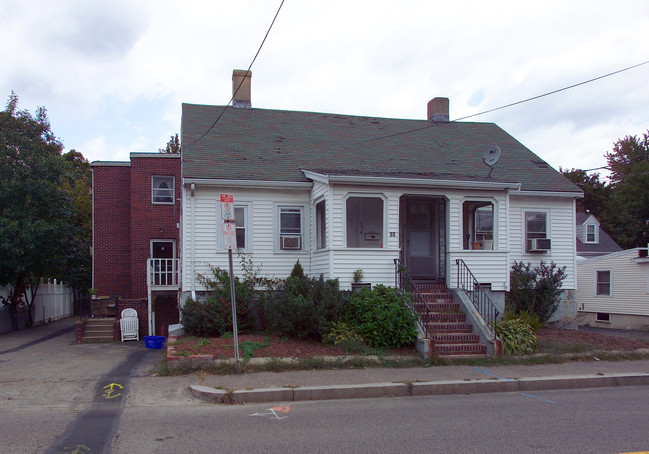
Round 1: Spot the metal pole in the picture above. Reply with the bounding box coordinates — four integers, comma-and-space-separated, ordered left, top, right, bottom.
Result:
228, 249, 240, 373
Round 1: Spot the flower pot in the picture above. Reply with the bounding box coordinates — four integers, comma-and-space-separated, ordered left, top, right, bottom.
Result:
471, 241, 482, 250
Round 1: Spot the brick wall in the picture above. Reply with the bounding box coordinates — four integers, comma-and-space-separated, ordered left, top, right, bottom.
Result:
92, 154, 180, 300
129, 155, 181, 299
93, 164, 130, 298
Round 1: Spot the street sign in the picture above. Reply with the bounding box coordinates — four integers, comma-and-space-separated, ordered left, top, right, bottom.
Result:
222, 221, 237, 250
220, 193, 235, 221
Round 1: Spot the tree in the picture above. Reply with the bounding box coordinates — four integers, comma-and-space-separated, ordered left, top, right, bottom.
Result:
159, 133, 180, 154
0, 92, 79, 329
604, 131, 649, 248
61, 149, 92, 314
559, 168, 611, 220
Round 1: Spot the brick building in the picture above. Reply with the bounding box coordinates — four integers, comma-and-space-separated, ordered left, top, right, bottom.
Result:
91, 153, 181, 336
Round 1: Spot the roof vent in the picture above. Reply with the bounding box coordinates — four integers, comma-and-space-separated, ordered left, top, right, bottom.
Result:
232, 70, 252, 109
427, 97, 449, 122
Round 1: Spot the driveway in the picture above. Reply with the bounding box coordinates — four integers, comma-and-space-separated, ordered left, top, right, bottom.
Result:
0, 317, 162, 453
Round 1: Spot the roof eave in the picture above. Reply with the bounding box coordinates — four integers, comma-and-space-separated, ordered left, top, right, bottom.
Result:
183, 178, 312, 190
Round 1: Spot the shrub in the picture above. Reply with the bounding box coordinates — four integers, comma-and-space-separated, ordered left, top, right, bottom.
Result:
344, 285, 418, 349
264, 261, 346, 340
495, 318, 538, 355
196, 265, 257, 333
507, 261, 567, 325
324, 321, 364, 345
504, 307, 542, 334
180, 297, 229, 337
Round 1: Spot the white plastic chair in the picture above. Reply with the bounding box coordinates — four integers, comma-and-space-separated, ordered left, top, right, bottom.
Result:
120, 308, 139, 342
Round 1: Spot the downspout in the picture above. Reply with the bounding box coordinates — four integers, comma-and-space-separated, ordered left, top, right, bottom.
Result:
190, 183, 196, 296
505, 188, 511, 290
91, 168, 95, 290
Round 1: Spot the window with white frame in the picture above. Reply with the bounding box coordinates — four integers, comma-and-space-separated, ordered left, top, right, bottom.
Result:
346, 196, 384, 248
234, 206, 247, 250
279, 206, 303, 250
585, 223, 597, 243
596, 270, 611, 296
152, 176, 174, 204
462, 201, 494, 249
315, 200, 326, 250
525, 211, 547, 252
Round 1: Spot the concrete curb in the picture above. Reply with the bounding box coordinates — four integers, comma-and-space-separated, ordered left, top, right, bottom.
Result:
189, 372, 649, 404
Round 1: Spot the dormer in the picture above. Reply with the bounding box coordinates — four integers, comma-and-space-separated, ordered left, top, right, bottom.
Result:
577, 213, 600, 244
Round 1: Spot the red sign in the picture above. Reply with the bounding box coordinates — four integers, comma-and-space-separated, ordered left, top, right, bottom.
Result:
222, 221, 237, 250
220, 193, 235, 221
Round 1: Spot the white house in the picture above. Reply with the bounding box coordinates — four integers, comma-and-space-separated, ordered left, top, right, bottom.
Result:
576, 213, 622, 261
179, 70, 582, 328
577, 247, 649, 330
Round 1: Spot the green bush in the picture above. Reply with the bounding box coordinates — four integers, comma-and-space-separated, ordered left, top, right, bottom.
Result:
507, 261, 567, 325
504, 307, 542, 334
495, 318, 538, 355
196, 265, 257, 332
324, 321, 364, 345
344, 285, 418, 349
264, 261, 347, 340
180, 297, 229, 337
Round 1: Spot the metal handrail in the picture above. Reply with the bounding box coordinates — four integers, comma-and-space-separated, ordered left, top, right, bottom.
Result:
455, 259, 499, 339
394, 259, 429, 338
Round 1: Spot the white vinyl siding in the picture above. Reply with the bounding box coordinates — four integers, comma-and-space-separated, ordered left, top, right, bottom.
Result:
182, 186, 310, 290
577, 249, 649, 316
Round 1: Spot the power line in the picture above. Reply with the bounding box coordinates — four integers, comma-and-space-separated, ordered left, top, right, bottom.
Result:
452, 59, 649, 122
192, 0, 285, 145
362, 59, 649, 145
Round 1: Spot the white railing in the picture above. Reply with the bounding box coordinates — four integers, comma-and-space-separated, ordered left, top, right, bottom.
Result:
147, 258, 179, 288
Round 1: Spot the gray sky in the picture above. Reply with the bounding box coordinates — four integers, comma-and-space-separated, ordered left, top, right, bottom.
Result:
2, 0, 648, 177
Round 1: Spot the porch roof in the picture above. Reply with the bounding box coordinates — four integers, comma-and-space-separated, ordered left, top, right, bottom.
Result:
181, 103, 581, 194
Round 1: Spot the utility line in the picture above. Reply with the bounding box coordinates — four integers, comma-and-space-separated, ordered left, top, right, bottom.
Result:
452, 59, 649, 122
192, 0, 285, 145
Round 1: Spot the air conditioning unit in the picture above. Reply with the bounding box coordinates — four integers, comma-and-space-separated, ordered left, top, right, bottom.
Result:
280, 235, 302, 250
528, 238, 551, 252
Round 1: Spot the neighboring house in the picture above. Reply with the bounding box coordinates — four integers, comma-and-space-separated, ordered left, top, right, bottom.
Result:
576, 213, 622, 261
91, 153, 181, 336
576, 247, 649, 330
179, 70, 583, 323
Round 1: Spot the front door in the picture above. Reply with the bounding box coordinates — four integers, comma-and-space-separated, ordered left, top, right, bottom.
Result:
402, 197, 443, 282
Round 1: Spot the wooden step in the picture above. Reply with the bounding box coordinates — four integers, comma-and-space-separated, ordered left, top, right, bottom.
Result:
82, 318, 115, 342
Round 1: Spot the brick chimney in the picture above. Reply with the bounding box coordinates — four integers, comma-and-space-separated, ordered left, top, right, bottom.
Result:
232, 69, 252, 109
427, 97, 449, 122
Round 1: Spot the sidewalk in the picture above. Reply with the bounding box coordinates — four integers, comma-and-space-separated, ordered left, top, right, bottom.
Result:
187, 355, 649, 404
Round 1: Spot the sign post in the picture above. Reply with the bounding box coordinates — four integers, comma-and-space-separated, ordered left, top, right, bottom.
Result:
220, 194, 240, 373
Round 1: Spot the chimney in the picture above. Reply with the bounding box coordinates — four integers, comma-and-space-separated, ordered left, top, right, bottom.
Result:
232, 69, 252, 109
427, 97, 449, 122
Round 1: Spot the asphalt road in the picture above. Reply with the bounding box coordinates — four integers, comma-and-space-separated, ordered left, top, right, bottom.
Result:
112, 386, 649, 453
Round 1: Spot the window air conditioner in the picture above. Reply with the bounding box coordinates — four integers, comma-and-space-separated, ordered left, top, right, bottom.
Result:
528, 238, 551, 252
281, 235, 302, 250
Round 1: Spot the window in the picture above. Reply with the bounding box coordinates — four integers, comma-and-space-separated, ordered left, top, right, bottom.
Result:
462, 201, 494, 249
596, 270, 611, 296
279, 207, 303, 250
316, 200, 326, 250
346, 196, 384, 248
525, 211, 547, 251
586, 224, 597, 243
152, 176, 174, 204
234, 206, 247, 250
596, 312, 610, 322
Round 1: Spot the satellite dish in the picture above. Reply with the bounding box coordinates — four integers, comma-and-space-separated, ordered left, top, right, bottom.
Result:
482, 146, 501, 178
483, 146, 501, 167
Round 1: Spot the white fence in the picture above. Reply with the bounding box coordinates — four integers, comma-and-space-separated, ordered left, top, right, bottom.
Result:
0, 279, 74, 333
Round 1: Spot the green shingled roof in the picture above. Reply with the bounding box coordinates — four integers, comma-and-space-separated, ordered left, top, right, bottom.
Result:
181, 103, 581, 193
